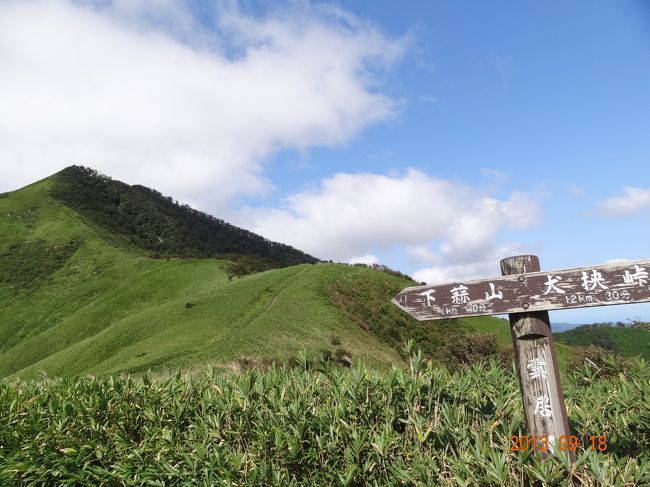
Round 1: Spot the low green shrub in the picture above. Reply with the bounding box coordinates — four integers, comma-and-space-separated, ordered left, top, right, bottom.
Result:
567, 345, 632, 380
0, 351, 647, 486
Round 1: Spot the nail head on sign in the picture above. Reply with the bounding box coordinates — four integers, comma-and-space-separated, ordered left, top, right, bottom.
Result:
522, 302, 529, 309
518, 275, 526, 282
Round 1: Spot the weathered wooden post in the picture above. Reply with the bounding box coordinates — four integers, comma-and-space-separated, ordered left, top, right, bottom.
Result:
393, 255, 650, 459
500, 255, 572, 459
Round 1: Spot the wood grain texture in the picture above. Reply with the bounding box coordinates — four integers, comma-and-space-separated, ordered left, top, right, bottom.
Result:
393, 258, 650, 320
501, 256, 573, 461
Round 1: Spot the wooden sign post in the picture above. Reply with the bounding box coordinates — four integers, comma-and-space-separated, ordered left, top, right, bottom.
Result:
393, 255, 650, 460
500, 255, 571, 460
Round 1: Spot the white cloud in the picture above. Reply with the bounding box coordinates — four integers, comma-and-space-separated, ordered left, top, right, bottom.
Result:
598, 187, 650, 217
406, 245, 438, 265
0, 0, 405, 209
412, 243, 522, 284
0, 1, 539, 284
347, 254, 379, 265
237, 169, 540, 267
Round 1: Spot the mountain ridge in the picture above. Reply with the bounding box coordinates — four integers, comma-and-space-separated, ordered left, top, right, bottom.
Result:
50, 165, 320, 269
0, 168, 522, 378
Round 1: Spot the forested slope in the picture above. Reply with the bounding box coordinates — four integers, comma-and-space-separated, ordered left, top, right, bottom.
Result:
50, 166, 319, 267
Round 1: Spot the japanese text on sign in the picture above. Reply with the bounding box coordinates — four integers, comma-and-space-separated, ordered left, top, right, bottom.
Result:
393, 260, 650, 321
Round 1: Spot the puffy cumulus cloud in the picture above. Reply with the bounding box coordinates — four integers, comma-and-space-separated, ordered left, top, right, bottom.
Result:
347, 254, 379, 265
411, 243, 523, 284
0, 0, 405, 209
598, 187, 650, 217
237, 169, 540, 270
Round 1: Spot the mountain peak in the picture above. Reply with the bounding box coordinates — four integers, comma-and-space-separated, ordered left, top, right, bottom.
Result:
50, 165, 319, 267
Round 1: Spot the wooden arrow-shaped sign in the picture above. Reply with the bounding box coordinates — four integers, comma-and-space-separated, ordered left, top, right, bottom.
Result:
392, 254, 649, 467
393, 258, 650, 321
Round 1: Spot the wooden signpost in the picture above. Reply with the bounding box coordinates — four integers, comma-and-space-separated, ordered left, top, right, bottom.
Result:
393, 255, 650, 460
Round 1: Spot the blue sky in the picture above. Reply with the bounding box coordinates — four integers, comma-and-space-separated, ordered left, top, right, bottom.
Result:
1, 0, 649, 324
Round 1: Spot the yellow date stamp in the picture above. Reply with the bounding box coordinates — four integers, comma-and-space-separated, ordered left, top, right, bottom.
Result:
510, 435, 608, 452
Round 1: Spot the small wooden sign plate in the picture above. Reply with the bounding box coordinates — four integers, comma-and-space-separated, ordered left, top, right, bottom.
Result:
393, 259, 650, 321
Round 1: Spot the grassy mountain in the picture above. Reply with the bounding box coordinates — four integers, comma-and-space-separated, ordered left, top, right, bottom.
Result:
554, 323, 650, 361
0, 169, 518, 379
0, 176, 395, 378
2, 169, 648, 486
50, 166, 319, 268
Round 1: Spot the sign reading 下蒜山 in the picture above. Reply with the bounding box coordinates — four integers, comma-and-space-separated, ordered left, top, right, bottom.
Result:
392, 259, 650, 321
392, 255, 648, 466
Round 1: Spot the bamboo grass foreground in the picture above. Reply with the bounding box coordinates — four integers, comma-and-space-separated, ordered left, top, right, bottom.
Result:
1, 349, 648, 486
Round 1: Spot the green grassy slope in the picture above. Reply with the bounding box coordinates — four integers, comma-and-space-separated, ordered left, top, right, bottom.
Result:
0, 178, 406, 378
459, 316, 511, 346
554, 324, 650, 360
0, 175, 532, 379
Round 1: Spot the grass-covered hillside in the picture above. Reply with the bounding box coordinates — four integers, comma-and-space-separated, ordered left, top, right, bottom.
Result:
0, 170, 513, 379
2, 170, 648, 485
554, 323, 650, 361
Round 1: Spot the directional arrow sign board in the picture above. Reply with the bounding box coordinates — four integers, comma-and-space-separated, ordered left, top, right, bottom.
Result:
392, 259, 650, 321
392, 255, 650, 467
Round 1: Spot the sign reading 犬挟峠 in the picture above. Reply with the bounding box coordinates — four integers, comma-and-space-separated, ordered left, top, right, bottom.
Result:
392, 259, 650, 320
392, 255, 647, 467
